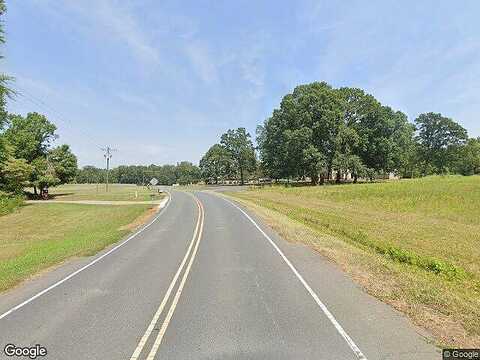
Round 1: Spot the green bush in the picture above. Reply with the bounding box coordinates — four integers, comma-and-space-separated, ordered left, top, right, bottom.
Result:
0, 193, 24, 216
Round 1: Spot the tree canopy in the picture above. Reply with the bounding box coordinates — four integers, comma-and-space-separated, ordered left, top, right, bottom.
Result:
220, 128, 256, 185
254, 82, 477, 184
199, 143, 234, 184
4, 112, 58, 162
48, 144, 78, 184
415, 112, 468, 175
0, 111, 78, 195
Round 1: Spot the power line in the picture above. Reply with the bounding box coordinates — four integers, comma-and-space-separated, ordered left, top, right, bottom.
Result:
11, 85, 120, 171
12, 85, 103, 149
101, 146, 117, 192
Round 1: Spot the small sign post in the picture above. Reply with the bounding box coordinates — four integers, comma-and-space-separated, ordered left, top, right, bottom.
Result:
149, 178, 159, 202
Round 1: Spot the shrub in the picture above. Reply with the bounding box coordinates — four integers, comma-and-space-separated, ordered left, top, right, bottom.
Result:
0, 193, 24, 216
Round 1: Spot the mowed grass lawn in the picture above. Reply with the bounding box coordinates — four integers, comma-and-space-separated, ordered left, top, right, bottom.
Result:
0, 202, 153, 292
227, 176, 480, 347
47, 183, 165, 202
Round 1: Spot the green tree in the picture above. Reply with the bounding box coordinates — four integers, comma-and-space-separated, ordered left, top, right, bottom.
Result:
4, 112, 58, 162
158, 164, 177, 185
2, 112, 72, 196
0, 0, 12, 129
455, 137, 480, 175
199, 144, 234, 184
0, 1, 5, 46
284, 127, 312, 181
415, 112, 468, 174
175, 161, 201, 185
0, 134, 8, 176
0, 157, 33, 193
31, 157, 60, 196
49, 144, 78, 184
257, 120, 289, 181
76, 165, 105, 184
0, 0, 12, 180
292, 83, 344, 179
332, 122, 362, 182
338, 87, 414, 177
258, 82, 344, 184
220, 128, 256, 185
302, 145, 327, 184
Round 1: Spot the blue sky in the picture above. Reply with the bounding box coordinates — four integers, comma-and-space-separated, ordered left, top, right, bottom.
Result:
4, 0, 480, 167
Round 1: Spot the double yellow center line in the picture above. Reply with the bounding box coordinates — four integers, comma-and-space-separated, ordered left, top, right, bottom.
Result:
130, 193, 205, 360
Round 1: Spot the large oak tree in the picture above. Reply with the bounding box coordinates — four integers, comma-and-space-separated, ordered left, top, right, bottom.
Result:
220, 128, 256, 185
415, 112, 468, 174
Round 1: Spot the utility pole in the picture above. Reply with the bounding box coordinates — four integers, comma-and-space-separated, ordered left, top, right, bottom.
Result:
101, 146, 117, 192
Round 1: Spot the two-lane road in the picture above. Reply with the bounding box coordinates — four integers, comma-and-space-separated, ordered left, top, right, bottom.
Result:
0, 190, 438, 359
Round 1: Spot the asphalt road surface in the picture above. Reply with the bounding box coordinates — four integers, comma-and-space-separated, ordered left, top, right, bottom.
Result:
0, 190, 439, 359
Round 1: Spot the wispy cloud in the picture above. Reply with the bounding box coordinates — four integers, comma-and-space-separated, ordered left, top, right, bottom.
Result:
184, 41, 218, 84
114, 92, 156, 112
36, 0, 161, 66
84, 1, 160, 64
239, 39, 266, 100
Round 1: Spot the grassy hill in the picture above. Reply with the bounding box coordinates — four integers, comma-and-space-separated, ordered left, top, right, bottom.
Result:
227, 176, 480, 347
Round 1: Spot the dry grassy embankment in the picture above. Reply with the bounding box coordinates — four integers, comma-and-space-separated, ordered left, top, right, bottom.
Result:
227, 176, 480, 347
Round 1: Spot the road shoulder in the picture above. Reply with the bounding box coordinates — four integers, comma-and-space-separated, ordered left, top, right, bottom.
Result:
209, 191, 440, 359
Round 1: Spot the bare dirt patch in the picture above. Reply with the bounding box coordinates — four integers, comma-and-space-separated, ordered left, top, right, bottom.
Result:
118, 206, 158, 231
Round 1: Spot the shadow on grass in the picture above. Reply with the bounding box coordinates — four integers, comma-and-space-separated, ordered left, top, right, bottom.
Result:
24, 192, 76, 200
48, 192, 75, 199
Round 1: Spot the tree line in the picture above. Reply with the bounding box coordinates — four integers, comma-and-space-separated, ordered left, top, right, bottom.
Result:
76, 161, 201, 186
0, 2, 78, 198
200, 82, 480, 185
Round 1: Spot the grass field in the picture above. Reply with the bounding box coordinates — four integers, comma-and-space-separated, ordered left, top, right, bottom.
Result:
227, 175, 480, 347
46, 183, 165, 202
0, 185, 158, 292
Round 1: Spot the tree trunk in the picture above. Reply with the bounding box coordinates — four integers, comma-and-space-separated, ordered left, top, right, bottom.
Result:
310, 173, 319, 185
353, 174, 358, 183
335, 171, 341, 184
33, 186, 38, 196
239, 167, 244, 185
319, 175, 325, 185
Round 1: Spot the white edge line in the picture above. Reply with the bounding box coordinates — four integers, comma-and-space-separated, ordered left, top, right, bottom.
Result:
0, 190, 172, 321
219, 195, 368, 360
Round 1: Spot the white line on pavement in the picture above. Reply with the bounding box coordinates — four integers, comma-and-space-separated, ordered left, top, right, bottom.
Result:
220, 196, 368, 360
130, 193, 203, 359
0, 191, 172, 321
145, 195, 205, 360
